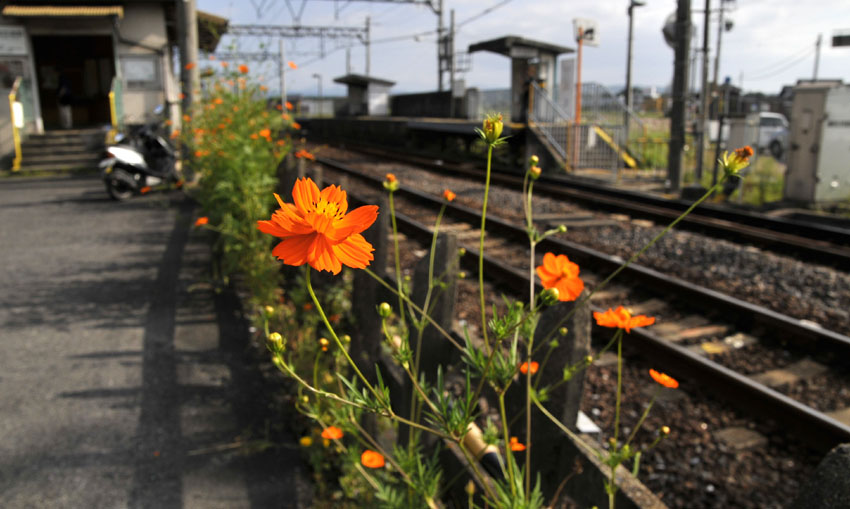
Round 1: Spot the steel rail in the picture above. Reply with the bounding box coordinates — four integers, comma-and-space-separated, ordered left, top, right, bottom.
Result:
340, 144, 850, 265
322, 156, 850, 451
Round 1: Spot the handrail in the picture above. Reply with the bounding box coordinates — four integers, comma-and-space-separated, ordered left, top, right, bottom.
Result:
107, 77, 119, 144
8, 76, 22, 171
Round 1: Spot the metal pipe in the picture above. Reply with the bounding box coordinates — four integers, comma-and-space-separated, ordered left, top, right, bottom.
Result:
668, 0, 692, 193
694, 0, 711, 185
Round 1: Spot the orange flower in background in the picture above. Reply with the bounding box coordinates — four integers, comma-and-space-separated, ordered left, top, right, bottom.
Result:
213, 97, 223, 105
649, 369, 679, 389
182, 114, 190, 122
361, 450, 385, 468
288, 61, 297, 70
321, 426, 343, 439
385, 173, 397, 183
734, 145, 754, 160
536, 253, 584, 302
291, 122, 301, 130
250, 133, 259, 140
593, 306, 655, 333
238, 64, 249, 74
184, 62, 195, 70
179, 92, 186, 100
285, 101, 293, 110
259, 128, 272, 141
140, 186, 151, 194
519, 361, 539, 375
221, 61, 229, 68
276, 104, 283, 111
194, 217, 209, 226
260, 85, 268, 91
282, 114, 290, 120
170, 130, 180, 139
257, 178, 379, 275
194, 149, 204, 158
295, 149, 315, 160
208, 54, 216, 60
509, 437, 526, 452
443, 189, 456, 202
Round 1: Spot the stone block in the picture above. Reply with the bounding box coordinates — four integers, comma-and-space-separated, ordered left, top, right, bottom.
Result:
714, 427, 767, 451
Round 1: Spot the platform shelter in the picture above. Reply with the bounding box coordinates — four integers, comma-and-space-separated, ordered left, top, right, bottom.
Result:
333, 74, 395, 116
468, 35, 572, 123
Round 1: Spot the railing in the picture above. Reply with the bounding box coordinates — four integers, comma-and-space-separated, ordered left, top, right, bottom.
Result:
107, 76, 124, 143
528, 82, 570, 161
8, 77, 23, 171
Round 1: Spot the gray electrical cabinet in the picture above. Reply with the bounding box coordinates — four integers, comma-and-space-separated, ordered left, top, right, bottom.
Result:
784, 82, 850, 203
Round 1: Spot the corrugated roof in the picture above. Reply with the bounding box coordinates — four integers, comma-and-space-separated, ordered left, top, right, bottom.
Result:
2, 5, 123, 18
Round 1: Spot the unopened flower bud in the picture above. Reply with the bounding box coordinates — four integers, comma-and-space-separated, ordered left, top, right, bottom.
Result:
480, 113, 504, 145
458, 247, 466, 257
301, 395, 309, 404
529, 165, 542, 180
530, 155, 539, 165
342, 334, 351, 343
458, 271, 467, 279
378, 302, 392, 318
318, 337, 330, 352
549, 339, 559, 349
541, 287, 560, 305
559, 327, 569, 336
556, 224, 567, 233
585, 355, 594, 365
465, 480, 476, 496
268, 332, 284, 350
661, 426, 671, 436
264, 305, 275, 316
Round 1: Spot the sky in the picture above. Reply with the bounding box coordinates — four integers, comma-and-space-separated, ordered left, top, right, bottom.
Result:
198, 0, 850, 97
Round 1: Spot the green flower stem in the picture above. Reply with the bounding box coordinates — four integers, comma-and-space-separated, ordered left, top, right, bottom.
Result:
524, 177, 537, 497
625, 392, 657, 447
498, 390, 517, 497
305, 268, 377, 399
544, 179, 727, 345
388, 190, 408, 333
458, 441, 499, 504
613, 330, 624, 445
363, 267, 463, 351
479, 144, 494, 353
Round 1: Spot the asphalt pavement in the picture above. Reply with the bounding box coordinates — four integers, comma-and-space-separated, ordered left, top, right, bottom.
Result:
0, 175, 310, 508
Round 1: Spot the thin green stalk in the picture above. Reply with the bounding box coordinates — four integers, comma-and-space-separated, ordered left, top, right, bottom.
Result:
305, 268, 377, 399
388, 190, 407, 333
543, 179, 727, 345
625, 393, 657, 447
479, 144, 494, 353
363, 267, 463, 351
613, 330, 624, 445
498, 391, 517, 497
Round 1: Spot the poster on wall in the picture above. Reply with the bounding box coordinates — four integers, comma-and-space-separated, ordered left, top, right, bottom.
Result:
0, 26, 28, 56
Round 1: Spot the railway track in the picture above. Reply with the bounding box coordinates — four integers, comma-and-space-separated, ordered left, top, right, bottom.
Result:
331, 144, 850, 267
311, 154, 850, 453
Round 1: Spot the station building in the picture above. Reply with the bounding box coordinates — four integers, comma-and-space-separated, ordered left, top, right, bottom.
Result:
0, 0, 225, 170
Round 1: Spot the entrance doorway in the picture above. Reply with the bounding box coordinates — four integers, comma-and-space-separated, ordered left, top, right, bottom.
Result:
31, 35, 114, 130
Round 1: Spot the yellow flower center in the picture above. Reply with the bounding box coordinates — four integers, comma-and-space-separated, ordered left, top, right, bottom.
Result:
313, 198, 344, 220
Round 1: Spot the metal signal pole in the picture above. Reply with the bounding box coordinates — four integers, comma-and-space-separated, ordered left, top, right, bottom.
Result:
668, 0, 691, 193
694, 0, 711, 187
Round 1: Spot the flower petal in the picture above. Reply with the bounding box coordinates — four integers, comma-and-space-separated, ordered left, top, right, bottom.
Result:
271, 233, 317, 266
329, 205, 378, 241
332, 233, 374, 269
292, 178, 320, 213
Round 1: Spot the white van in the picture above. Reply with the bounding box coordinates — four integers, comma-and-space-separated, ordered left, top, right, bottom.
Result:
757, 112, 789, 159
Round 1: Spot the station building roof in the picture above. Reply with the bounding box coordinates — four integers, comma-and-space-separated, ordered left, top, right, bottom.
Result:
333, 74, 395, 87
468, 35, 573, 58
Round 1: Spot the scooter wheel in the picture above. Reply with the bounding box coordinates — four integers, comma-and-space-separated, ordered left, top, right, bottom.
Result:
105, 169, 137, 201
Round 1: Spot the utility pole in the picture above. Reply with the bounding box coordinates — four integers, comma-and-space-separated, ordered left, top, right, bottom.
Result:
813, 33, 822, 80
624, 1, 645, 149
693, 0, 711, 187
365, 16, 371, 75
437, 0, 444, 90
177, 0, 199, 110
346, 48, 352, 74
668, 0, 691, 194
712, 0, 726, 89
449, 9, 455, 92
279, 38, 286, 104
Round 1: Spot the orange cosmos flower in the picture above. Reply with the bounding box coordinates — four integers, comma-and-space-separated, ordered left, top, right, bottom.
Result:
361, 450, 385, 468
194, 149, 204, 158
260, 85, 268, 92
276, 104, 283, 111
291, 122, 301, 130
593, 306, 655, 333
182, 114, 190, 122
208, 54, 216, 61
238, 64, 249, 74
295, 149, 315, 160
443, 189, 456, 202
321, 426, 343, 440
288, 61, 298, 70
649, 369, 679, 389
385, 173, 397, 183
140, 186, 151, 194
194, 216, 209, 226
257, 178, 379, 275
213, 97, 223, 105
221, 61, 229, 68
170, 130, 180, 139
734, 145, 754, 160
536, 253, 584, 302
519, 361, 539, 375
509, 437, 526, 452
285, 101, 293, 110
185, 62, 195, 70
259, 128, 272, 141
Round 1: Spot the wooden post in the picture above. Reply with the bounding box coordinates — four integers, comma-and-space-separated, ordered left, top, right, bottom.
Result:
350, 193, 390, 370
